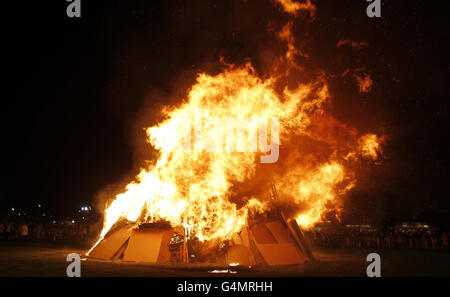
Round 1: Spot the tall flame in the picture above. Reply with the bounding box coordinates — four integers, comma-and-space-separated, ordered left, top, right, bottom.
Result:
96, 63, 330, 243
90, 2, 384, 251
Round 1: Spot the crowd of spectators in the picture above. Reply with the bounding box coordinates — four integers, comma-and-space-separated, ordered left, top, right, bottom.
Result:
1, 221, 449, 252
306, 229, 449, 250
0, 221, 100, 241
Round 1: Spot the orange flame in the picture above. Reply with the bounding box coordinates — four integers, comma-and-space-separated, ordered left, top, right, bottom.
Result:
359, 134, 384, 160
273, 0, 316, 17
354, 74, 373, 93
277, 162, 355, 228
96, 63, 330, 243
90, 5, 384, 249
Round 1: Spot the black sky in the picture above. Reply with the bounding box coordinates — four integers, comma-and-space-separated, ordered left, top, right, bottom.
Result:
3, 0, 450, 225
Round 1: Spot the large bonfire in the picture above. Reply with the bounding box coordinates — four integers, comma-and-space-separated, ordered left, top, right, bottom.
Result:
89, 0, 384, 254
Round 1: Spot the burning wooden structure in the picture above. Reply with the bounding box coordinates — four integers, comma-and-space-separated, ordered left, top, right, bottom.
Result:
86, 1, 384, 265
88, 183, 314, 266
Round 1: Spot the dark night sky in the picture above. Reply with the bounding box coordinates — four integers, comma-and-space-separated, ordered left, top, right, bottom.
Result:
2, 0, 449, 225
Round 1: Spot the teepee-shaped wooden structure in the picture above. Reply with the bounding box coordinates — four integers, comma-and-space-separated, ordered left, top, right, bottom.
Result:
225, 181, 314, 266
88, 181, 314, 265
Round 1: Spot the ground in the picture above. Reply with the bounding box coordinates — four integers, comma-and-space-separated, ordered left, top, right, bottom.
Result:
0, 240, 449, 277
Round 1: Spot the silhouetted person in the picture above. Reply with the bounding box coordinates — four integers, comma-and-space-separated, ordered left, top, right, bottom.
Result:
20, 223, 29, 239
442, 232, 448, 249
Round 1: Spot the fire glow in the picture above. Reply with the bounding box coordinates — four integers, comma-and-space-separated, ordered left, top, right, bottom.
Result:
88, 0, 384, 254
